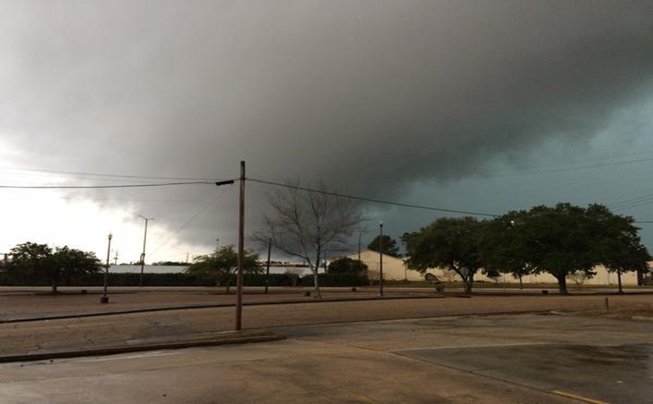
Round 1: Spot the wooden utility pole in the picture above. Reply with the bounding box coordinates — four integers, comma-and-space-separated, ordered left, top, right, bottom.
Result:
236, 161, 245, 330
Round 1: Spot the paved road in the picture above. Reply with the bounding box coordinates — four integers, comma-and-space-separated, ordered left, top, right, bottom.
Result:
1, 313, 652, 403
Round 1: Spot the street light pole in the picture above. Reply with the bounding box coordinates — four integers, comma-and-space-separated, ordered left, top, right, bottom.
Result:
100, 233, 112, 304
378, 221, 384, 297
265, 238, 271, 295
358, 232, 362, 262
138, 215, 154, 287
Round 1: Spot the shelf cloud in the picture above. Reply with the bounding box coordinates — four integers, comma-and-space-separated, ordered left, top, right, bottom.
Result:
2, 1, 653, 248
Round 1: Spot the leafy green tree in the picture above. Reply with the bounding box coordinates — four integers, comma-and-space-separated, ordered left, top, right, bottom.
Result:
404, 217, 489, 294
7, 242, 101, 293
584, 204, 651, 293
328, 257, 368, 274
481, 212, 535, 288
153, 261, 189, 266
50, 246, 103, 292
486, 203, 649, 294
491, 204, 597, 294
6, 242, 52, 285
367, 235, 400, 257
184, 245, 261, 293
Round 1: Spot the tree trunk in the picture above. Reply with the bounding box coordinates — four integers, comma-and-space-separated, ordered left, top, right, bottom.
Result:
617, 269, 623, 294
311, 266, 322, 299
556, 275, 568, 295
312, 249, 322, 300
463, 275, 473, 295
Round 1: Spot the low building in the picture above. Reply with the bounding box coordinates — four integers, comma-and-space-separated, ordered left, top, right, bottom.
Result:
342, 250, 424, 281
343, 250, 651, 286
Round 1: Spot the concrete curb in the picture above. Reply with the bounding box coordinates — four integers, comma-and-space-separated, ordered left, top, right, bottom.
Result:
0, 294, 445, 324
0, 331, 286, 364
3, 289, 648, 324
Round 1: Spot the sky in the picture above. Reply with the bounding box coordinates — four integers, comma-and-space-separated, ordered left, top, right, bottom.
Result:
1, 1, 653, 264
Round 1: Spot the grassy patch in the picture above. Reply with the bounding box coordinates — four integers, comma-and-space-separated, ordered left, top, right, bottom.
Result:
576, 304, 653, 322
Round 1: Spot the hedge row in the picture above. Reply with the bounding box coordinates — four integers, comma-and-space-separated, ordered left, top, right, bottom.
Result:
0, 272, 369, 288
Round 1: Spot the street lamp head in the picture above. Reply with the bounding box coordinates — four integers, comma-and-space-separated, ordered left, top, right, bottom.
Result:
108, 233, 113, 241
379, 221, 383, 227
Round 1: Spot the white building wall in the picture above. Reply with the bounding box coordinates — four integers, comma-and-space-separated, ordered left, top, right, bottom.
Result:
344, 251, 647, 286
344, 250, 434, 281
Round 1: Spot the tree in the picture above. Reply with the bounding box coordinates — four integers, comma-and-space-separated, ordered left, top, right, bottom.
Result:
486, 203, 649, 294
403, 217, 488, 294
184, 245, 261, 293
253, 181, 366, 299
481, 212, 535, 289
50, 246, 103, 293
6, 242, 52, 286
153, 261, 189, 266
367, 235, 400, 257
328, 257, 368, 275
584, 204, 651, 293
492, 204, 597, 294
6, 242, 101, 293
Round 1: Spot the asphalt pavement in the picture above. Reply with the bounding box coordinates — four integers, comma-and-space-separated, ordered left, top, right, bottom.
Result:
2, 313, 652, 403
0, 287, 651, 363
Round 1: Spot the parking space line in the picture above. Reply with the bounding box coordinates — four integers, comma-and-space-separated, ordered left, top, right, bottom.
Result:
349, 393, 378, 404
552, 390, 609, 404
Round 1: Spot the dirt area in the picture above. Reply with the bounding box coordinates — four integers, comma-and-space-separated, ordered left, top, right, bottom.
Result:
575, 301, 653, 321
1, 286, 653, 323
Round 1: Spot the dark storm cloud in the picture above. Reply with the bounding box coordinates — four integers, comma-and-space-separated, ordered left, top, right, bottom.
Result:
2, 0, 653, 245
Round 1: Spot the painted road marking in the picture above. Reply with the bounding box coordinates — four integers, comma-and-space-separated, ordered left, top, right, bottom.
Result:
552, 390, 609, 404
78, 350, 182, 362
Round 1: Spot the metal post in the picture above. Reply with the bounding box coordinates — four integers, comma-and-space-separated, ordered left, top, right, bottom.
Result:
100, 233, 112, 303
358, 232, 362, 262
378, 222, 384, 297
236, 161, 245, 330
139, 216, 153, 287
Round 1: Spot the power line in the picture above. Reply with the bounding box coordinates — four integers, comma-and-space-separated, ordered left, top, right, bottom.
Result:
0, 181, 216, 189
482, 156, 653, 179
608, 191, 653, 211
148, 189, 229, 258
0, 165, 215, 182
247, 177, 499, 217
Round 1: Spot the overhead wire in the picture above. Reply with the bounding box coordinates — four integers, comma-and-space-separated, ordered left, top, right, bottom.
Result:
247, 177, 499, 217
2, 162, 652, 233
0, 165, 216, 182
608, 191, 653, 211
479, 156, 653, 178
0, 181, 215, 189
148, 188, 231, 259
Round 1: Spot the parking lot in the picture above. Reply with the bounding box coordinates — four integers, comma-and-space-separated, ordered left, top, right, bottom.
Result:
0, 288, 651, 403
